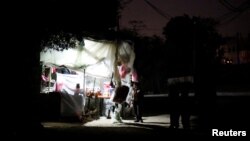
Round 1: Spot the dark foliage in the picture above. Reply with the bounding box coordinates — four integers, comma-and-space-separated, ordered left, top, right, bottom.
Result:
4, 0, 122, 136
163, 15, 221, 78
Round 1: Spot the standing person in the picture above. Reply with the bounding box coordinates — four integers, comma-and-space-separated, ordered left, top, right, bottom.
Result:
168, 83, 180, 129
132, 82, 144, 123
168, 82, 191, 129
179, 83, 191, 130
74, 83, 85, 121
74, 83, 81, 96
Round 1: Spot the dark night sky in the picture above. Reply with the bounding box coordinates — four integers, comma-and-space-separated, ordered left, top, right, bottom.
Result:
120, 0, 250, 38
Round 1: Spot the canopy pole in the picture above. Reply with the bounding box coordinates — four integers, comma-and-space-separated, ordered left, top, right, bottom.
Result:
48, 66, 52, 93
83, 68, 86, 94
92, 78, 96, 92
83, 68, 86, 115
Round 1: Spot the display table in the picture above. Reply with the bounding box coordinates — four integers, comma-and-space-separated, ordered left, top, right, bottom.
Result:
97, 95, 111, 99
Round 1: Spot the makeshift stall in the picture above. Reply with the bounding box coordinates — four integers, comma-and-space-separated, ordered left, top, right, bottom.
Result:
40, 38, 135, 121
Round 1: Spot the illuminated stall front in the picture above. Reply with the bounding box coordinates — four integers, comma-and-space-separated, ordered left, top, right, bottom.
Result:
40, 38, 135, 122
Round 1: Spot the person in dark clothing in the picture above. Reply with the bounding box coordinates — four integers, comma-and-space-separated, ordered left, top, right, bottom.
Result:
168, 82, 191, 129
132, 82, 144, 123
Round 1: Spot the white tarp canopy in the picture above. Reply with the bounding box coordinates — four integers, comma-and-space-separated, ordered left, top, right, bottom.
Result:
41, 38, 135, 79
40, 39, 118, 78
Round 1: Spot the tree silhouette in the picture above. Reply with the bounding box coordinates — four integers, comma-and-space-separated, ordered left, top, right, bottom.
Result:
118, 28, 166, 93
6, 0, 123, 136
163, 15, 221, 129
163, 15, 194, 78
40, 0, 121, 51
163, 15, 221, 83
